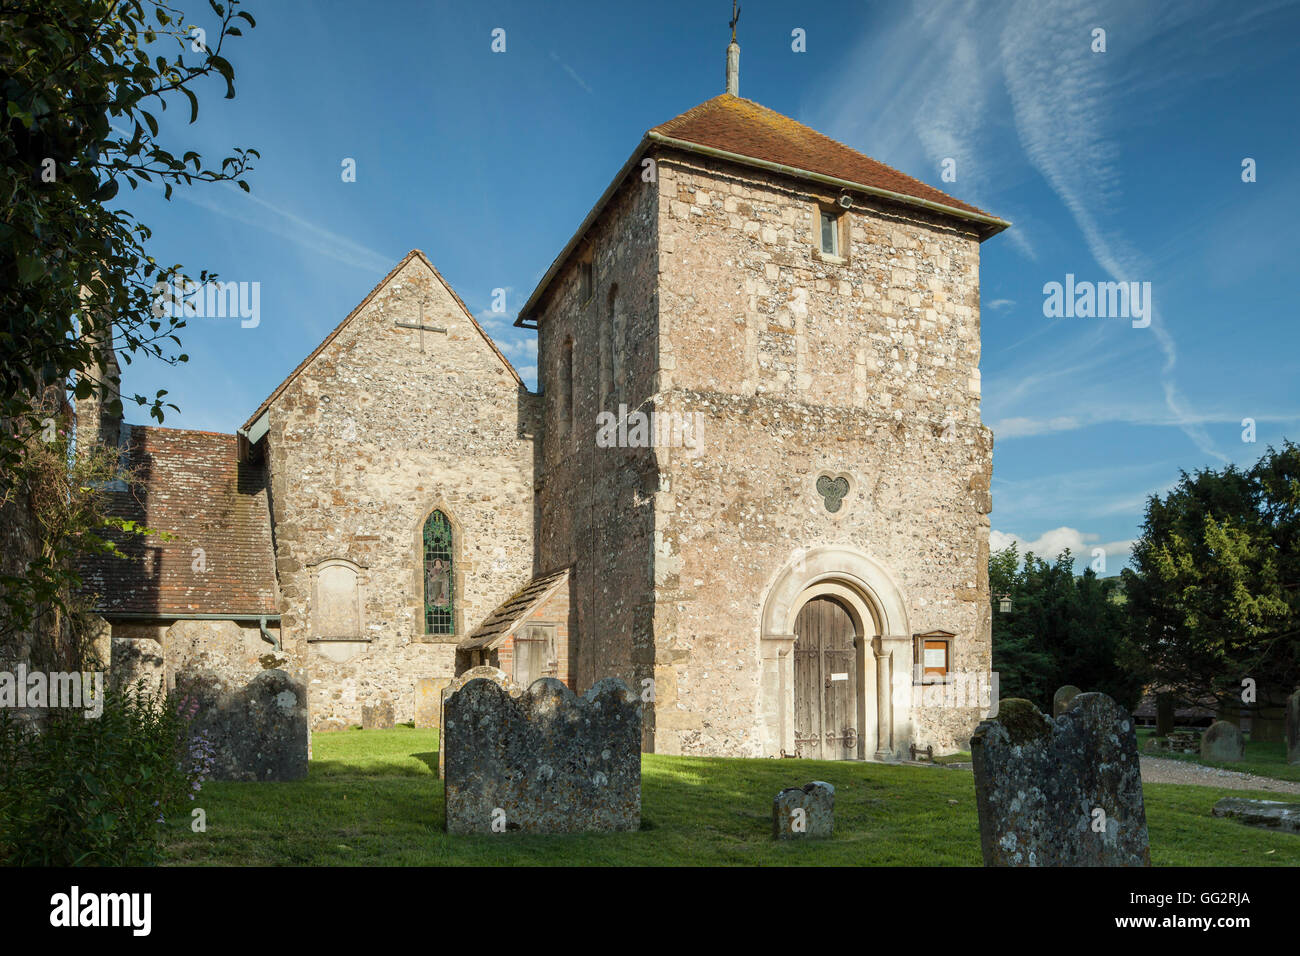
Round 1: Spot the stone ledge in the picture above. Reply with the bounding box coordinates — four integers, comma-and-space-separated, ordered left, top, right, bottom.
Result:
414, 634, 462, 645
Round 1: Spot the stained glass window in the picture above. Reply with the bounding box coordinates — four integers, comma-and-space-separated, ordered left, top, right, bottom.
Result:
423, 510, 453, 634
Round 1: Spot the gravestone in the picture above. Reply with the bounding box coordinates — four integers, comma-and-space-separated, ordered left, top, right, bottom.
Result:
1053, 684, 1082, 717
971, 694, 1149, 866
415, 677, 450, 729
174, 669, 308, 782
438, 666, 519, 778
1155, 692, 1176, 737
1212, 797, 1300, 834
772, 781, 834, 840
361, 699, 394, 729
443, 675, 640, 833
1200, 720, 1244, 762
1287, 689, 1300, 766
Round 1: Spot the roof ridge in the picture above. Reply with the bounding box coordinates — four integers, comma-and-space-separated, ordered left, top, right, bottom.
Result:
240, 250, 523, 432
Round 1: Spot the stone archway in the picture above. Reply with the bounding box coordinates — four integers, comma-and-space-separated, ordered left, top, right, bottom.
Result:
759, 547, 913, 760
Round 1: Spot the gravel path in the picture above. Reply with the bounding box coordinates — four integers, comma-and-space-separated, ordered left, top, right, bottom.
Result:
1139, 755, 1300, 794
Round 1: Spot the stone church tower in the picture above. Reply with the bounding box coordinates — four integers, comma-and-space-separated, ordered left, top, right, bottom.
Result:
82, 40, 1006, 760
519, 43, 1007, 758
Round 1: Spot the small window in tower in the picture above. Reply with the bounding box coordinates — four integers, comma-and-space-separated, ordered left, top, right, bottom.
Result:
819, 210, 839, 256
579, 259, 594, 304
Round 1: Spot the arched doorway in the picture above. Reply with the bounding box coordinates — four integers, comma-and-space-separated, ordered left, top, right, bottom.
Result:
793, 595, 859, 760
759, 546, 913, 760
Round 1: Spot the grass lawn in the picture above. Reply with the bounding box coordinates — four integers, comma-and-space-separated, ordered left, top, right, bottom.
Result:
1137, 728, 1300, 783
161, 727, 1300, 866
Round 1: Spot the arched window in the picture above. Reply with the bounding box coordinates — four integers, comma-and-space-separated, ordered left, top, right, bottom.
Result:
608, 285, 623, 406
560, 336, 574, 443
423, 510, 454, 634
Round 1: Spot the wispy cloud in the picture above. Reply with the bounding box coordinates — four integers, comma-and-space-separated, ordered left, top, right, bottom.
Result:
173, 182, 394, 276
550, 51, 593, 95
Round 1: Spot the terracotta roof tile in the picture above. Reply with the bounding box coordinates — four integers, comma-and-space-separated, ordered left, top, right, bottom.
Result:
78, 426, 279, 617
650, 94, 999, 224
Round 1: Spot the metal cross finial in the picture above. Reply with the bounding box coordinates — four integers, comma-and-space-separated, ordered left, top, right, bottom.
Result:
730, 0, 741, 42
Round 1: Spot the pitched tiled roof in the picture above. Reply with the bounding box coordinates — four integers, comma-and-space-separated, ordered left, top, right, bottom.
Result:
517, 93, 1007, 326
241, 250, 522, 432
459, 567, 570, 651
650, 94, 998, 222
79, 426, 279, 617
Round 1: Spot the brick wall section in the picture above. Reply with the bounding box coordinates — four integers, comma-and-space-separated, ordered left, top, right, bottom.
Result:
260, 253, 536, 729
493, 582, 573, 688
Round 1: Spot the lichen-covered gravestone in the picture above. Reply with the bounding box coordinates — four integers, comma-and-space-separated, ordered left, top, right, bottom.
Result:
1052, 684, 1082, 717
175, 669, 308, 782
361, 699, 394, 730
971, 694, 1149, 866
443, 674, 641, 833
1213, 797, 1300, 834
1286, 689, 1299, 766
1200, 720, 1244, 762
772, 781, 834, 840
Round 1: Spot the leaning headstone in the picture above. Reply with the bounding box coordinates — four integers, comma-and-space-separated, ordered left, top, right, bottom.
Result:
361, 699, 394, 730
772, 782, 834, 840
1212, 797, 1300, 835
1155, 692, 1176, 737
1287, 689, 1300, 766
443, 676, 641, 833
971, 694, 1149, 866
1053, 684, 1082, 717
415, 677, 450, 729
174, 669, 308, 782
1200, 720, 1244, 762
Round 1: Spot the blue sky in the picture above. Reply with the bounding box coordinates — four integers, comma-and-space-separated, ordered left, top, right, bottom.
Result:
118, 0, 1300, 574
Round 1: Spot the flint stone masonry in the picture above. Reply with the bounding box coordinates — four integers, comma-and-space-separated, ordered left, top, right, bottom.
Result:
361, 700, 394, 729
175, 669, 308, 782
1287, 689, 1299, 766
1201, 720, 1244, 762
443, 674, 641, 833
971, 694, 1149, 866
772, 781, 834, 840
1053, 684, 1082, 716
534, 148, 993, 760
262, 253, 536, 731
1212, 798, 1300, 834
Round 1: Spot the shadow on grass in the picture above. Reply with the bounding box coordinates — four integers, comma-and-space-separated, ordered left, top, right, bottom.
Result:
411, 752, 440, 777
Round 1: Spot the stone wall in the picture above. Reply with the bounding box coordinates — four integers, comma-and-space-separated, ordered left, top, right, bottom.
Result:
262, 254, 536, 729
108, 618, 286, 698
646, 152, 992, 756
534, 169, 660, 705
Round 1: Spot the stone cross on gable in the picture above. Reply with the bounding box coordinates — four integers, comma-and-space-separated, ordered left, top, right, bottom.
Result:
394, 301, 447, 352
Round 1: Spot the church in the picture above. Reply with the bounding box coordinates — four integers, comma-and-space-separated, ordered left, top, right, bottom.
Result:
80, 39, 1008, 760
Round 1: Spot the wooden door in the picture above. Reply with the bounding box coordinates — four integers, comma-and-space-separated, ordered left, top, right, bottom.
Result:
513, 625, 555, 688
793, 596, 859, 759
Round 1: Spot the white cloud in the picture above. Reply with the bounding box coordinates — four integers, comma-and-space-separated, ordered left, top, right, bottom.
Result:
990, 525, 1134, 568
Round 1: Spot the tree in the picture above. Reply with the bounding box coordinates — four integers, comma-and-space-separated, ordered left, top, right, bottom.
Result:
990, 543, 1143, 712
1123, 441, 1299, 714
0, 0, 257, 640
